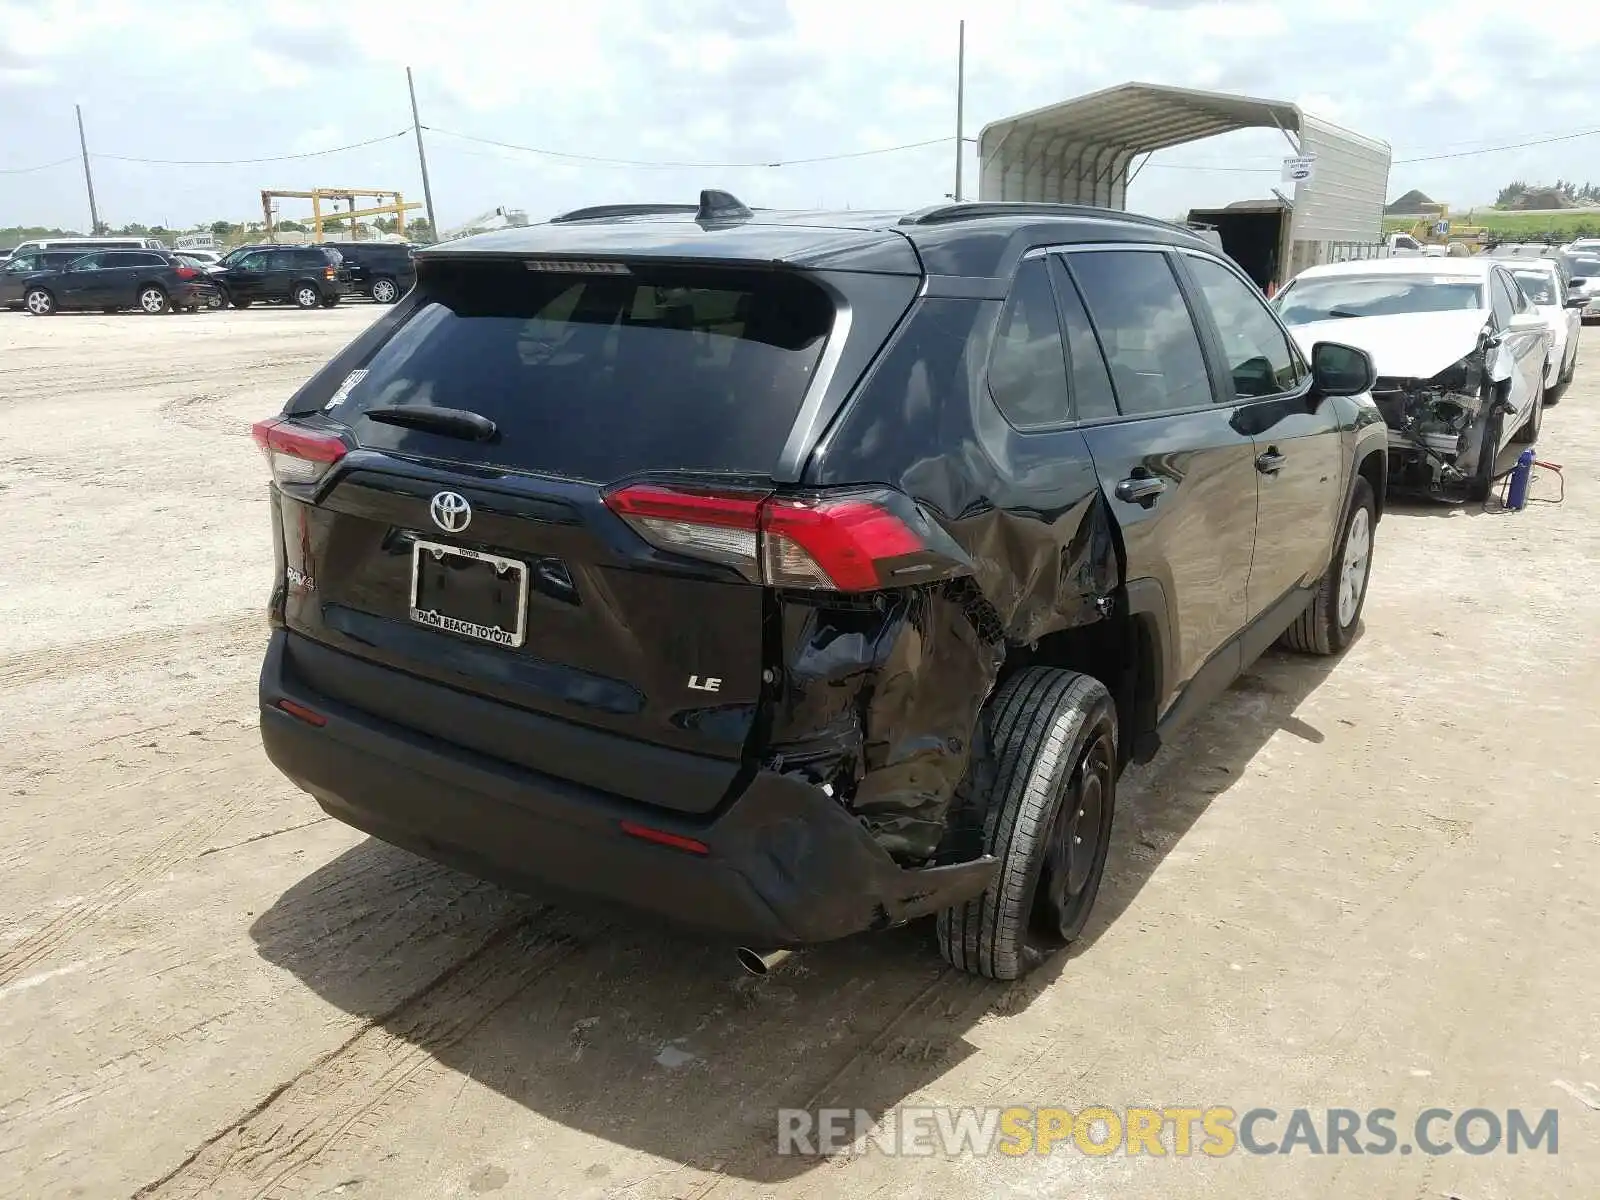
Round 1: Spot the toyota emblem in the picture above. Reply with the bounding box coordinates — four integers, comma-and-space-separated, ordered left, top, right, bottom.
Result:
430, 491, 472, 533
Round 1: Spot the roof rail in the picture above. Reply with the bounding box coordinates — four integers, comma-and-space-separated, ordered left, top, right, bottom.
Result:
549, 203, 699, 224
900, 201, 1196, 236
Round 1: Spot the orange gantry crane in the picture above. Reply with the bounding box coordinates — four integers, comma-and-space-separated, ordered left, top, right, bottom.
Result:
261, 188, 424, 241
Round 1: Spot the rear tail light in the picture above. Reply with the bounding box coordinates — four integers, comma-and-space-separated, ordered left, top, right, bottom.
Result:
251, 418, 347, 486
604, 483, 928, 592
174, 265, 198, 280
324, 266, 336, 280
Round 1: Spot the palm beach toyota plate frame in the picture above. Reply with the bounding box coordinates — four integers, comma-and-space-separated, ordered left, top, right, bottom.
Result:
409, 539, 529, 649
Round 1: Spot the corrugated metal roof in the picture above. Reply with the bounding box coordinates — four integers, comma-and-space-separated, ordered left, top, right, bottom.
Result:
980, 82, 1305, 161
977, 82, 1391, 235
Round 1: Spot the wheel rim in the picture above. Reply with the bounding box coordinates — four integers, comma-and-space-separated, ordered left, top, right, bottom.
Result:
26, 292, 49, 314
373, 279, 396, 302
141, 289, 164, 313
1035, 728, 1116, 940
1338, 507, 1371, 628
297, 288, 317, 307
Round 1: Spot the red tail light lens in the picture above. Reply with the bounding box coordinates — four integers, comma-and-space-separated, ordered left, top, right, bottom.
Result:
173, 265, 198, 280
604, 483, 927, 592
250, 418, 347, 486
324, 266, 336, 280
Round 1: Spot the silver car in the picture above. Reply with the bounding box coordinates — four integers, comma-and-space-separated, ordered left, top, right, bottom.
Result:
1561, 253, 1600, 323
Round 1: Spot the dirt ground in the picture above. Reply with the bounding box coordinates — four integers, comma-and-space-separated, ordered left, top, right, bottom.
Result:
1, 307, 1597, 1200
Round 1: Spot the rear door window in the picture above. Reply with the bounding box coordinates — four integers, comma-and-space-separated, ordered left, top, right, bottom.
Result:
329, 260, 835, 483
1068, 250, 1214, 415
1049, 256, 1118, 421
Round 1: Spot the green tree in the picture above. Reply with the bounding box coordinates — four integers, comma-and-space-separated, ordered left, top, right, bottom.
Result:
275, 220, 306, 233
407, 218, 435, 243
210, 220, 239, 239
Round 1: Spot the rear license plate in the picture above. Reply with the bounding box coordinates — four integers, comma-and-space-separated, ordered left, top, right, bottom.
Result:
409, 539, 527, 648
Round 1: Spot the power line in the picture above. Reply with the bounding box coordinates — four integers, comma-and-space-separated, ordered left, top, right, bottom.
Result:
89, 130, 411, 166
424, 125, 953, 169
1145, 125, 1600, 174
1395, 125, 1600, 164
0, 156, 77, 175
8, 115, 1600, 184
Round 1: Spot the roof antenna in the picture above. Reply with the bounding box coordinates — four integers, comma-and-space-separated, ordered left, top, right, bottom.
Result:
696, 189, 753, 222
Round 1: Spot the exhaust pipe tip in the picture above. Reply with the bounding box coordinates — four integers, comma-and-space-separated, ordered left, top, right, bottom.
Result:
736, 947, 791, 976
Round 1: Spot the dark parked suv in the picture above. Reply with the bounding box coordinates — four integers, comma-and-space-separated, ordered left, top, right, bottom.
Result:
322, 240, 415, 303
3, 249, 87, 309
254, 192, 1387, 979
15, 249, 222, 314
215, 244, 350, 309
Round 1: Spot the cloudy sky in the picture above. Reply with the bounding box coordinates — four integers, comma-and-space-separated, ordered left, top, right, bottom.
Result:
2, 0, 1597, 235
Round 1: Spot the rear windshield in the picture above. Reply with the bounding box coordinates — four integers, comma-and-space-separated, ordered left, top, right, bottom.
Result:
328, 259, 834, 482
1275, 274, 1484, 323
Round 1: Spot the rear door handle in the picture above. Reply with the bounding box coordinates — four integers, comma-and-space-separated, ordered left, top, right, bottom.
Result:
1256, 449, 1287, 475
1114, 474, 1168, 507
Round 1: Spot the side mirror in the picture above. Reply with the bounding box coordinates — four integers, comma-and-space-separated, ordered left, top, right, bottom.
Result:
1310, 341, 1376, 397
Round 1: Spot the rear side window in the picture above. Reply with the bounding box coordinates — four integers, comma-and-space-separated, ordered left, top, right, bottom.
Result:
1186, 255, 1307, 398
987, 259, 1071, 429
1069, 250, 1213, 415
329, 260, 834, 483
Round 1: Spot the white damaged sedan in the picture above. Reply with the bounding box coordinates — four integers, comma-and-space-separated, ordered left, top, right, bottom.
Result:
1274, 258, 1549, 499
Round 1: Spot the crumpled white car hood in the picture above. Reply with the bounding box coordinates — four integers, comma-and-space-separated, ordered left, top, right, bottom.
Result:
1288, 310, 1489, 380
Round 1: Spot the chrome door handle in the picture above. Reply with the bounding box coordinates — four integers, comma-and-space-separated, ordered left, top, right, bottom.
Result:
1115, 475, 1167, 507
1256, 450, 1287, 475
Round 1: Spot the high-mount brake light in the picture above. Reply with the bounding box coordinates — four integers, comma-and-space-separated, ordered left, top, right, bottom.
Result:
250, 418, 347, 486
603, 483, 927, 592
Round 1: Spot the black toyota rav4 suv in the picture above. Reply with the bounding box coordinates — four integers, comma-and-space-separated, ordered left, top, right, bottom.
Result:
255, 192, 1387, 980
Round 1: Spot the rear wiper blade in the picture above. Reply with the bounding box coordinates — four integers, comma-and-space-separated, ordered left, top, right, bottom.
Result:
1326, 308, 1364, 319
363, 404, 497, 442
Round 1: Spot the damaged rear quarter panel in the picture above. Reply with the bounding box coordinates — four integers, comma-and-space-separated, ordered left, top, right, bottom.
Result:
775, 296, 1119, 863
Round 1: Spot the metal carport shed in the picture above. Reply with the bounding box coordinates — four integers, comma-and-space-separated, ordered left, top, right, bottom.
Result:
978, 82, 1391, 289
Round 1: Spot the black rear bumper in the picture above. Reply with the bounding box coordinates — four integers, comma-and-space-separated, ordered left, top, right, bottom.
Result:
259, 630, 995, 946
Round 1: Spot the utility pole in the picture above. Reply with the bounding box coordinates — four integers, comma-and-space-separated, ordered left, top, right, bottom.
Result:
953, 21, 966, 203
406, 68, 439, 240
75, 104, 101, 235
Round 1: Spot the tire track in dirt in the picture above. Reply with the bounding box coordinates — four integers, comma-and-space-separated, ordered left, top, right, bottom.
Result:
134, 912, 598, 1200
0, 760, 259, 989
158, 394, 256, 438
0, 611, 264, 689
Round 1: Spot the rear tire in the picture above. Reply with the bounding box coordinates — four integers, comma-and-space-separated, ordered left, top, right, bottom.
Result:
370, 275, 399, 304
24, 288, 54, 316
292, 283, 322, 310
936, 668, 1118, 981
138, 285, 171, 314
1280, 476, 1375, 656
